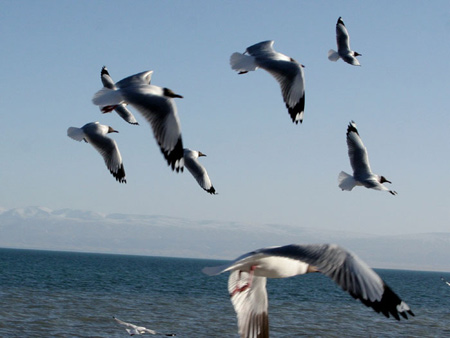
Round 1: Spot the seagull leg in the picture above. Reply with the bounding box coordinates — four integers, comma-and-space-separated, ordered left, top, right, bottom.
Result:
101, 105, 118, 113
230, 266, 256, 297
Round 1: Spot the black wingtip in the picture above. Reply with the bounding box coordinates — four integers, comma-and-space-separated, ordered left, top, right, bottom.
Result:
160, 137, 184, 173
110, 164, 126, 183
286, 95, 305, 125
346, 121, 359, 136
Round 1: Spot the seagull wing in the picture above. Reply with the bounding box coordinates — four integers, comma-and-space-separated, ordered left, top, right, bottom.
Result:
114, 104, 139, 125
228, 271, 269, 338
346, 121, 372, 178
184, 149, 216, 194
121, 87, 184, 172
336, 17, 351, 53
248, 41, 305, 124
259, 244, 414, 320
114, 317, 138, 329
86, 130, 126, 183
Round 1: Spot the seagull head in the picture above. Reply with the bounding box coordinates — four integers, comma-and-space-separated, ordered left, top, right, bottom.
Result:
107, 126, 119, 133
163, 88, 183, 99
379, 176, 392, 184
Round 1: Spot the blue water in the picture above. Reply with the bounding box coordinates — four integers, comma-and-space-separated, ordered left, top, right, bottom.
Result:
0, 248, 449, 337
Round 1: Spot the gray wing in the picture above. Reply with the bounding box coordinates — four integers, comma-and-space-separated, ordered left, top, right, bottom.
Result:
246, 40, 277, 58
336, 17, 351, 52
100, 67, 139, 125
228, 271, 269, 338
113, 317, 138, 329
346, 121, 372, 178
183, 151, 216, 194
122, 88, 184, 172
258, 59, 305, 124
113, 104, 139, 125
86, 132, 126, 183
115, 70, 153, 88
259, 244, 414, 320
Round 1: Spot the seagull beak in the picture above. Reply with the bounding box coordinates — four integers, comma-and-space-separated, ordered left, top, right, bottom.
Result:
108, 127, 119, 133
198, 152, 207, 157
301, 64, 306, 68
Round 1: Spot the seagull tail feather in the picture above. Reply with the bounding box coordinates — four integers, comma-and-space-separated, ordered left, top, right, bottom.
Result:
328, 49, 340, 62
230, 52, 258, 73
338, 171, 356, 191
92, 87, 124, 106
67, 127, 85, 142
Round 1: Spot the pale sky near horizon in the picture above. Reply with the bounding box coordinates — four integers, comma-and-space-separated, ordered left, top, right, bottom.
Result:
1, 1, 449, 237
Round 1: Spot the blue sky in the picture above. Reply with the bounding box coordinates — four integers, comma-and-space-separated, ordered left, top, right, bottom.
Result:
1, 1, 449, 237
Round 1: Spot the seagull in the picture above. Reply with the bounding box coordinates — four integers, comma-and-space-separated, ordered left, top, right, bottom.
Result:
183, 148, 216, 194
100, 66, 139, 125
67, 122, 126, 183
203, 244, 414, 338
328, 17, 362, 66
338, 121, 397, 195
441, 277, 450, 287
113, 317, 176, 336
92, 70, 184, 172
230, 40, 305, 124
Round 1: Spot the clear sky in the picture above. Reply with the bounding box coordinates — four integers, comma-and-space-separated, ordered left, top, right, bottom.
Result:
1, 1, 449, 237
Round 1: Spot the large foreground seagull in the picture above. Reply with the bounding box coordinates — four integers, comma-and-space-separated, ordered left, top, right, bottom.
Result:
67, 122, 126, 183
230, 40, 305, 124
339, 121, 397, 195
203, 244, 414, 338
92, 70, 184, 172
328, 17, 362, 66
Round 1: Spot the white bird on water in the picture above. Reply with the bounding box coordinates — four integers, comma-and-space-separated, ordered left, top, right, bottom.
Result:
100, 66, 139, 125
67, 122, 126, 183
338, 121, 397, 195
328, 17, 362, 66
92, 70, 184, 172
203, 244, 414, 338
113, 317, 175, 336
183, 148, 217, 195
230, 40, 305, 124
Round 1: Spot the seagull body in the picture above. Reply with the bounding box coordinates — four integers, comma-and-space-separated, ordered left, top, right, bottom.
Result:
203, 244, 414, 338
183, 148, 216, 194
92, 70, 184, 172
100, 66, 139, 125
338, 121, 397, 195
328, 17, 361, 66
230, 40, 305, 124
67, 122, 126, 183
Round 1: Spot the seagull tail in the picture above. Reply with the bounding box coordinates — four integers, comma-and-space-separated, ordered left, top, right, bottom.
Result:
338, 171, 356, 191
230, 52, 258, 73
92, 87, 124, 106
327, 49, 340, 62
67, 127, 85, 142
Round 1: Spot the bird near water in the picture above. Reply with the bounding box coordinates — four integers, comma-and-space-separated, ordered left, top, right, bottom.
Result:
67, 122, 126, 183
92, 70, 184, 172
113, 317, 176, 336
328, 17, 362, 66
338, 121, 397, 195
203, 243, 414, 338
230, 40, 305, 124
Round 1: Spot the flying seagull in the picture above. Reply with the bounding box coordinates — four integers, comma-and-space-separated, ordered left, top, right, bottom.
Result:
338, 121, 397, 195
328, 17, 362, 66
184, 148, 217, 194
441, 277, 450, 287
67, 122, 126, 183
230, 40, 305, 124
100, 66, 139, 125
92, 70, 184, 172
113, 317, 175, 336
203, 244, 414, 338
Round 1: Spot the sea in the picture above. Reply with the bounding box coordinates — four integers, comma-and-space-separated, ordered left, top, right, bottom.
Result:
0, 248, 449, 337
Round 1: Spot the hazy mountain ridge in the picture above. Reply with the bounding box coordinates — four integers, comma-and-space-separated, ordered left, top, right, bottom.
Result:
0, 206, 448, 272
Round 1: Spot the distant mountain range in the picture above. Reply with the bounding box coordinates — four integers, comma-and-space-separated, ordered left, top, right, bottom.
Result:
1, 206, 449, 272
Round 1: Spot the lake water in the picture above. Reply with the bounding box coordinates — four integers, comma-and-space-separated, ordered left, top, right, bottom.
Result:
0, 248, 449, 337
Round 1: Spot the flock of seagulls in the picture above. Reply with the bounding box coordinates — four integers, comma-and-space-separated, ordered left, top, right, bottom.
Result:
66, 16, 409, 337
